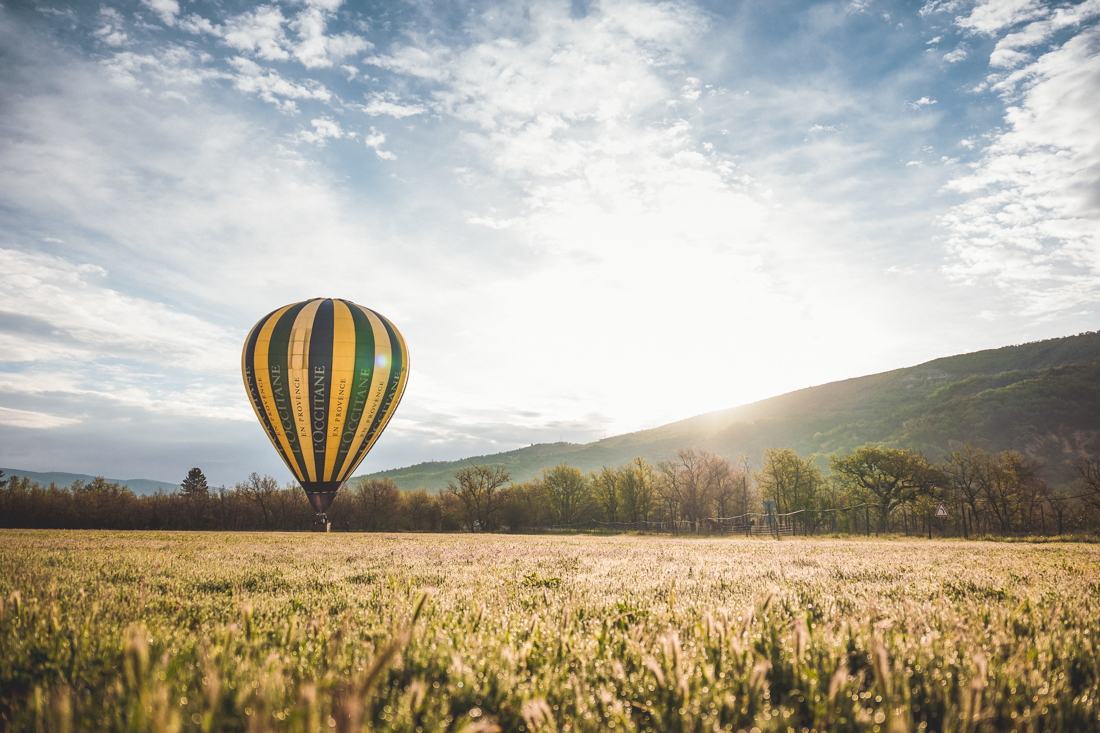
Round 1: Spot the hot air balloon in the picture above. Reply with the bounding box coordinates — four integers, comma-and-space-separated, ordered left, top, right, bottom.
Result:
241, 298, 409, 529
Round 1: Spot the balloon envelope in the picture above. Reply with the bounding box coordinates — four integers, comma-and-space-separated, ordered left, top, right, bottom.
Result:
241, 298, 410, 513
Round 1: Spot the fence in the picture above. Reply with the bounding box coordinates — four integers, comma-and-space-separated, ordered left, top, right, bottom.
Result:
533, 502, 885, 538
528, 491, 1100, 538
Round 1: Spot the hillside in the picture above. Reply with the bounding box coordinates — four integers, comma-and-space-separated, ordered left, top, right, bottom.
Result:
0, 469, 179, 496
357, 331, 1100, 491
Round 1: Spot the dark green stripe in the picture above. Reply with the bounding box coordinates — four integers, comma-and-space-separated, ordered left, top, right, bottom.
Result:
242, 315, 294, 473
307, 299, 335, 481
344, 310, 407, 474
265, 300, 311, 481
331, 301, 377, 479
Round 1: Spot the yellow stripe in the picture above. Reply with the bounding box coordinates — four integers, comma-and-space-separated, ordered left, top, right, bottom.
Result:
252, 304, 304, 482
241, 320, 266, 427
354, 319, 410, 464
337, 305, 393, 481
288, 299, 323, 482
322, 300, 356, 481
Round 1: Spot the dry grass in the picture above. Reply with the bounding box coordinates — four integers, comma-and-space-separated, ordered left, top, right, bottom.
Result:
2, 530, 1098, 732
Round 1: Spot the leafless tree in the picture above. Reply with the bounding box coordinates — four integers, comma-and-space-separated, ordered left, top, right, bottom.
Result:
237, 473, 280, 530
1076, 458, 1100, 511
446, 464, 511, 531
354, 478, 403, 530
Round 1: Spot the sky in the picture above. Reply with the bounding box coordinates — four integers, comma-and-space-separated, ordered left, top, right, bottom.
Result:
1, 0, 1098, 487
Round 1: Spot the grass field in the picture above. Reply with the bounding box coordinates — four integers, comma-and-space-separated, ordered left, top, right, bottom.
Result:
2, 531, 1099, 732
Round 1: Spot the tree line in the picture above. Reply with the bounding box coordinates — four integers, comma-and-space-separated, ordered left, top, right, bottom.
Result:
2, 447, 1099, 535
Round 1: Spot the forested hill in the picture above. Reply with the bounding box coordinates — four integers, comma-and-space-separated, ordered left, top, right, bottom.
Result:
0, 469, 179, 496
359, 331, 1100, 491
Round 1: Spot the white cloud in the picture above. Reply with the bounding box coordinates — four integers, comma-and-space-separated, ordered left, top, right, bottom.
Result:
904, 96, 938, 108
94, 8, 129, 47
221, 6, 292, 61
364, 126, 396, 159
466, 215, 523, 229
941, 25, 1100, 315
0, 248, 238, 371
294, 117, 352, 145
207, 4, 370, 70
290, 7, 371, 69
987, 0, 1100, 67
955, 0, 1048, 36
943, 47, 968, 62
363, 92, 426, 118
140, 0, 180, 26
229, 56, 332, 110
103, 47, 227, 91
178, 14, 216, 35
0, 407, 81, 429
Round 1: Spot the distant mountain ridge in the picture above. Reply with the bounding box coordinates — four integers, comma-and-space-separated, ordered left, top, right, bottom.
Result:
0, 469, 179, 496
356, 331, 1100, 491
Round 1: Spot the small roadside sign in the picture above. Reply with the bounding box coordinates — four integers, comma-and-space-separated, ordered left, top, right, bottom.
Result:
935, 503, 949, 518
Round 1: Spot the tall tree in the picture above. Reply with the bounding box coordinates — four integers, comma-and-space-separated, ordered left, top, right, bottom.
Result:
618, 458, 655, 524
979, 451, 1045, 534
945, 446, 987, 535
829, 447, 942, 530
181, 468, 209, 497
757, 448, 823, 516
403, 488, 438, 531
1076, 458, 1100, 512
446, 464, 511, 531
354, 478, 402, 530
542, 464, 590, 526
672, 449, 717, 527
655, 459, 683, 527
504, 478, 554, 529
237, 473, 280, 529
180, 467, 210, 529
707, 453, 740, 519
591, 466, 621, 524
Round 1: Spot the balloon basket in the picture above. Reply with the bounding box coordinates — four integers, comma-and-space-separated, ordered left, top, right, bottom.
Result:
311, 520, 331, 533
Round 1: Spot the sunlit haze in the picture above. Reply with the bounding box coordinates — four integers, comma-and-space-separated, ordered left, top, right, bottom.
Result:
1, 0, 1098, 486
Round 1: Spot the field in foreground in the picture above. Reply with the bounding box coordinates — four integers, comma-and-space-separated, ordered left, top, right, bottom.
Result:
1, 532, 1099, 733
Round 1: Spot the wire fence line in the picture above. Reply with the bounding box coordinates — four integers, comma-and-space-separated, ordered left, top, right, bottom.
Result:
525, 502, 888, 537
520, 491, 1099, 538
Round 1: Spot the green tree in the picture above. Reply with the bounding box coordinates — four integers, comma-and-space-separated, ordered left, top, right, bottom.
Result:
757, 448, 823, 516
403, 488, 438, 531
446, 464, 511, 531
504, 478, 554, 529
180, 467, 211, 529
591, 466, 621, 524
542, 464, 590, 526
979, 451, 1045, 534
618, 458, 655, 524
829, 447, 942, 531
181, 468, 209, 497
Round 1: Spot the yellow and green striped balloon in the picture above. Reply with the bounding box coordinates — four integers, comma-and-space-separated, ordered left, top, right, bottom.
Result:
241, 298, 409, 514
